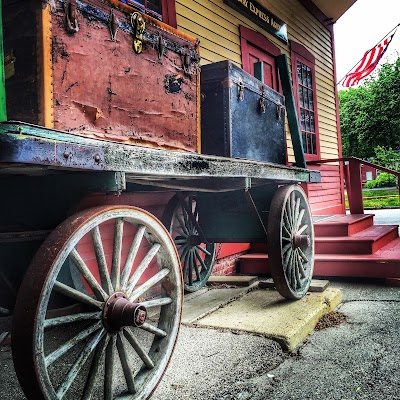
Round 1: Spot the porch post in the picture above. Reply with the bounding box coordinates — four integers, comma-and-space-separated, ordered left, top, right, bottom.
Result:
347, 158, 364, 214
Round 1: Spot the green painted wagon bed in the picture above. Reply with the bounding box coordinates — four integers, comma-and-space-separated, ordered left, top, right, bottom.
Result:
0, 121, 319, 400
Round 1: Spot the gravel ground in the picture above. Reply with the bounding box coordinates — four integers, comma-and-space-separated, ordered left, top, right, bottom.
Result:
1, 281, 399, 400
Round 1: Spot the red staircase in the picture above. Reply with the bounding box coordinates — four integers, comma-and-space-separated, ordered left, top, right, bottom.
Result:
238, 214, 400, 284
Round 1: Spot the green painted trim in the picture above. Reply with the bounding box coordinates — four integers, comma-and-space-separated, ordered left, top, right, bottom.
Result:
0, 0, 6, 122
253, 62, 265, 83
276, 54, 306, 168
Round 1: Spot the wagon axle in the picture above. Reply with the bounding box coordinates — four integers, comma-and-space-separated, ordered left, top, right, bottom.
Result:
293, 234, 311, 250
102, 292, 147, 332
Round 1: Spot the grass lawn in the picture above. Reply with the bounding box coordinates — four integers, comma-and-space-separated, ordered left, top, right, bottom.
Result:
345, 187, 400, 209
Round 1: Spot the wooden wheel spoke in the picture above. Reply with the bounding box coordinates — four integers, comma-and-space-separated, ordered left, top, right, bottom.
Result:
297, 224, 309, 235
282, 236, 291, 242
46, 321, 103, 366
70, 249, 108, 301
283, 247, 293, 272
284, 208, 292, 232
291, 193, 297, 227
297, 209, 305, 230
294, 252, 302, 289
44, 312, 102, 329
194, 248, 208, 272
82, 334, 110, 400
176, 212, 189, 235
283, 224, 291, 237
298, 247, 309, 264
126, 243, 161, 295
139, 323, 167, 338
188, 250, 193, 287
295, 197, 300, 224
172, 226, 188, 238
192, 251, 201, 282
174, 238, 188, 245
285, 199, 293, 230
111, 218, 124, 291
195, 245, 211, 257
297, 250, 307, 278
117, 333, 137, 394
282, 243, 292, 255
54, 281, 103, 309
56, 328, 105, 399
91, 226, 113, 295
124, 328, 155, 369
120, 225, 146, 290
140, 297, 172, 308
128, 268, 170, 301
105, 335, 116, 400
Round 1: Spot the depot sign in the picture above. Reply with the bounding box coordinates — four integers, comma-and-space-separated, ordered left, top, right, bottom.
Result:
224, 0, 288, 44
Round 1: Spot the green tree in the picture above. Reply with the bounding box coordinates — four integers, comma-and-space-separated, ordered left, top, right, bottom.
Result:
339, 56, 400, 158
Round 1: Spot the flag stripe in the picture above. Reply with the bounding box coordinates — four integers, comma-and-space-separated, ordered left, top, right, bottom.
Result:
342, 34, 395, 87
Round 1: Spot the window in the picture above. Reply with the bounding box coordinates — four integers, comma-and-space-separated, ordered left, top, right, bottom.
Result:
118, 0, 176, 27
291, 42, 320, 160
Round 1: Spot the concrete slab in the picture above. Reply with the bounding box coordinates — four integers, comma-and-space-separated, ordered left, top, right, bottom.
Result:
207, 275, 258, 286
194, 287, 342, 351
259, 278, 330, 292
182, 284, 258, 324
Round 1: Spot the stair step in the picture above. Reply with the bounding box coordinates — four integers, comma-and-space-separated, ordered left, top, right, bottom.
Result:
238, 253, 270, 276
314, 237, 400, 279
315, 225, 399, 254
314, 214, 374, 237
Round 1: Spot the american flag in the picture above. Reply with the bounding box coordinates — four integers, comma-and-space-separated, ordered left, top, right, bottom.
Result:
341, 31, 396, 87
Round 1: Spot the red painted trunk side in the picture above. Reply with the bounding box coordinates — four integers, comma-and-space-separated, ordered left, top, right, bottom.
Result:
50, 2, 199, 152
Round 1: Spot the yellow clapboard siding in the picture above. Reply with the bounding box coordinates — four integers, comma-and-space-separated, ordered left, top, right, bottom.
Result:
177, 0, 340, 161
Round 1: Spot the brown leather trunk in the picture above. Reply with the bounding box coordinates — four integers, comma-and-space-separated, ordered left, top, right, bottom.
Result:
4, 0, 200, 153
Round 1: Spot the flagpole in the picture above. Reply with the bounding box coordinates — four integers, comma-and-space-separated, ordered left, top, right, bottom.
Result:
336, 22, 400, 86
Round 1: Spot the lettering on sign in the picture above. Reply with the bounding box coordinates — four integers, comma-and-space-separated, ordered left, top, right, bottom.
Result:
225, 0, 288, 44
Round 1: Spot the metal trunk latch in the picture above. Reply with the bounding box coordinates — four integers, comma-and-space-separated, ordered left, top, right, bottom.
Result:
131, 12, 146, 54
65, 0, 79, 34
237, 78, 244, 101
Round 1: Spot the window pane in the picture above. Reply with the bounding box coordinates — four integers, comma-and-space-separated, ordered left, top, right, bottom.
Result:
311, 134, 317, 154
302, 64, 308, 86
309, 90, 314, 110
306, 67, 312, 87
302, 132, 306, 150
305, 110, 310, 132
299, 86, 304, 108
310, 112, 315, 133
297, 62, 302, 83
300, 109, 306, 130
304, 88, 310, 109
307, 133, 312, 154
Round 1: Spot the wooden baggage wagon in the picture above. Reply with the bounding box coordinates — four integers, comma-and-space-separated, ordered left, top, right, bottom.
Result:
0, 1, 320, 399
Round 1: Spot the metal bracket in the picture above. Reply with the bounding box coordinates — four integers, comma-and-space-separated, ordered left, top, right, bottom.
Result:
259, 86, 267, 113
243, 190, 268, 239
238, 78, 244, 101
65, 0, 79, 34
131, 12, 146, 54
109, 10, 119, 41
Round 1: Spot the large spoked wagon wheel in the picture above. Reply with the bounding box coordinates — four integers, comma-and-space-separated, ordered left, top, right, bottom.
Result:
12, 206, 183, 400
163, 193, 216, 293
267, 185, 314, 300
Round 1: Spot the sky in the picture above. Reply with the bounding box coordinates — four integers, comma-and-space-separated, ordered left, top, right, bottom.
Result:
334, 0, 400, 89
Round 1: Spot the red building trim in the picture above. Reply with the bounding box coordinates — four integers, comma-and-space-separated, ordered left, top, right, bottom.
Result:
162, 0, 177, 28
239, 25, 281, 74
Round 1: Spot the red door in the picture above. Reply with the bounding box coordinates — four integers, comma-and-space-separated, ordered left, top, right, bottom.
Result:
240, 26, 281, 90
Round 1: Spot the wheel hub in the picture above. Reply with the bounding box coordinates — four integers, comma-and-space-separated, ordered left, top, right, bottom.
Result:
293, 234, 310, 249
103, 292, 147, 333
188, 234, 202, 246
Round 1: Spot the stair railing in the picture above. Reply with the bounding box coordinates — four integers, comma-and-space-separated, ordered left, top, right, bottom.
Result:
308, 157, 400, 214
